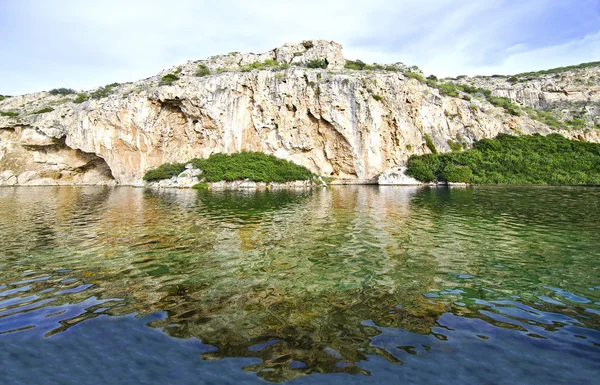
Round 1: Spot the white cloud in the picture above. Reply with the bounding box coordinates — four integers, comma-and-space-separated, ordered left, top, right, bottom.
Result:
1, 0, 598, 94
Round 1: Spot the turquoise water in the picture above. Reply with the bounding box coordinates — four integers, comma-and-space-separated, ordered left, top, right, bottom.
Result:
0, 186, 598, 384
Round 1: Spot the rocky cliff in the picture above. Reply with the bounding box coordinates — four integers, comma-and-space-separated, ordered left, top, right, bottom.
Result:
1, 40, 599, 186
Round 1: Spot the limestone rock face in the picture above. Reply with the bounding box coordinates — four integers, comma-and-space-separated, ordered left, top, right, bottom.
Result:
1, 40, 599, 186
378, 167, 422, 185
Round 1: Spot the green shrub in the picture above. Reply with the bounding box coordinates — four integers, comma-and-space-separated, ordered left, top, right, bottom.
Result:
49, 88, 76, 95
0, 95, 5, 101
489, 97, 521, 115
192, 182, 209, 190
404, 72, 425, 83
32, 107, 54, 114
344, 59, 398, 72
240, 59, 285, 72
448, 140, 463, 152
306, 59, 328, 69
0, 111, 19, 117
469, 104, 479, 112
89, 83, 120, 99
566, 118, 587, 129
160, 74, 180, 85
195, 64, 210, 77
345, 59, 366, 70
406, 133, 600, 185
144, 152, 315, 183
74, 93, 89, 103
507, 76, 519, 84
424, 134, 437, 154
373, 94, 383, 102
441, 164, 473, 183
191, 152, 314, 183
143, 162, 186, 181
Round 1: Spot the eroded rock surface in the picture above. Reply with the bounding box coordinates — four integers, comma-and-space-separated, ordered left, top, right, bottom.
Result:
1, 40, 599, 185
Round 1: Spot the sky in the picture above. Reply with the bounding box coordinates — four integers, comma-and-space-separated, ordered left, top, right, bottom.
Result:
1, 0, 599, 95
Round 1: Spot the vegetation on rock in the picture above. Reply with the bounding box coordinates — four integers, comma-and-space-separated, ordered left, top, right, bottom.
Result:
344, 60, 398, 72
160, 74, 180, 85
514, 61, 600, 79
49, 88, 76, 96
195, 64, 210, 77
404, 71, 425, 83
90, 83, 120, 99
240, 59, 289, 72
0, 111, 19, 117
73, 93, 89, 103
406, 133, 600, 184
143, 152, 315, 183
32, 107, 54, 114
305, 59, 328, 69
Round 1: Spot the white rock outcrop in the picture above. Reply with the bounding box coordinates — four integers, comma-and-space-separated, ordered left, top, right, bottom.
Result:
1, 40, 599, 186
378, 167, 422, 185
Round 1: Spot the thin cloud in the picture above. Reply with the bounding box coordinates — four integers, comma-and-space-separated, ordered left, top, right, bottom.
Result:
1, 0, 599, 94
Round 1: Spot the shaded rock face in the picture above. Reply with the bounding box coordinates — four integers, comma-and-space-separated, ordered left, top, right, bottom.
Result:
1, 40, 599, 185
0, 127, 115, 186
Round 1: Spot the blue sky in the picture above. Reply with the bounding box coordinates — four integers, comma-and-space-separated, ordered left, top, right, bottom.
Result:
1, 0, 599, 95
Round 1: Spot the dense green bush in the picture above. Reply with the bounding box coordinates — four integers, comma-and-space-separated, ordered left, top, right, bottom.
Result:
49, 88, 76, 95
373, 94, 383, 101
344, 59, 367, 70
74, 93, 89, 103
196, 64, 210, 77
144, 152, 315, 183
406, 133, 600, 185
240, 59, 288, 72
160, 74, 180, 85
447, 139, 463, 152
488, 97, 521, 116
305, 59, 328, 69
89, 83, 120, 99
32, 107, 54, 114
423, 134, 437, 154
0, 95, 5, 101
404, 72, 425, 83
344, 60, 398, 72
190, 152, 314, 182
441, 164, 473, 183
0, 111, 19, 117
143, 162, 186, 181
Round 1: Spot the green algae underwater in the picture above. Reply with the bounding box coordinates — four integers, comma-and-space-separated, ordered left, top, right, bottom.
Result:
0, 186, 598, 384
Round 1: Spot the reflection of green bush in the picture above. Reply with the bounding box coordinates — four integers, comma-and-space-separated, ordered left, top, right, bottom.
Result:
406, 133, 600, 185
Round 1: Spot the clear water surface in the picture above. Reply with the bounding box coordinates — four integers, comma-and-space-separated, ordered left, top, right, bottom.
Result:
0, 186, 598, 385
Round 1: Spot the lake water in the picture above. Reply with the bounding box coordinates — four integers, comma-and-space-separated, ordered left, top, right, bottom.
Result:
0, 186, 598, 385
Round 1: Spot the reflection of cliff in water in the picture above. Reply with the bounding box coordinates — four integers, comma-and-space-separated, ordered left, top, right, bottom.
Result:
0, 186, 599, 382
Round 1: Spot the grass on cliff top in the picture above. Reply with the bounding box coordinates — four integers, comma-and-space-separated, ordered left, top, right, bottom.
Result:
143, 152, 315, 183
514, 61, 600, 79
406, 133, 600, 185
